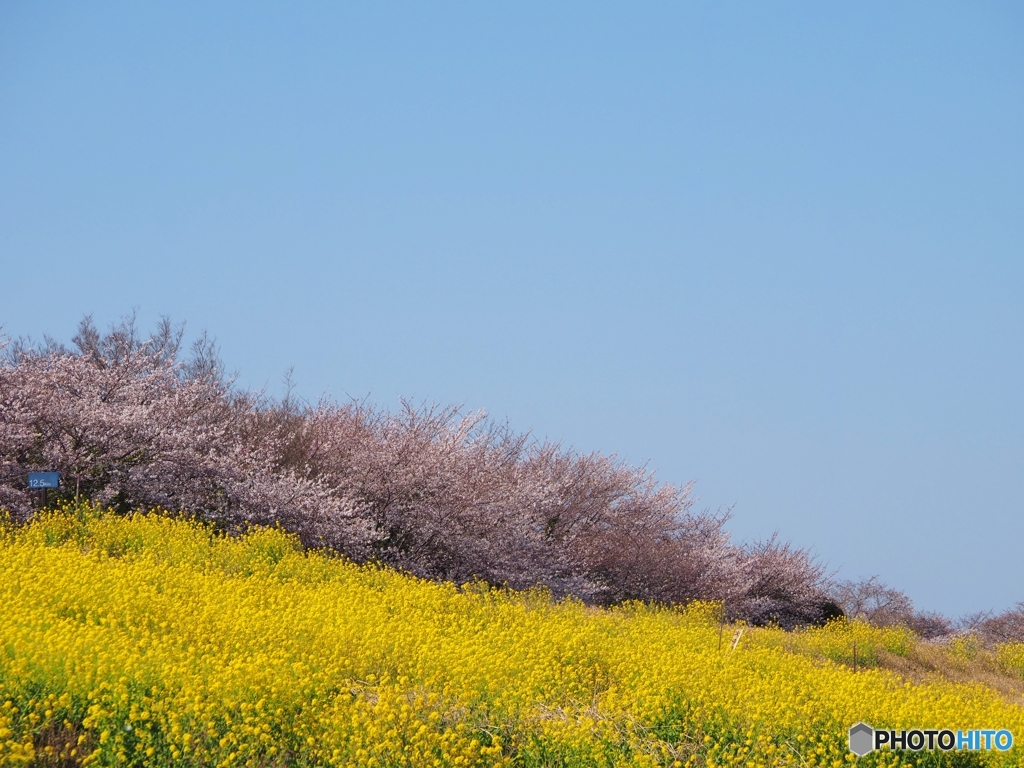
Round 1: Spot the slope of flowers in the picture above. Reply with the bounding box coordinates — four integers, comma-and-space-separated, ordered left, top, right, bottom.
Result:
1, 505, 1022, 767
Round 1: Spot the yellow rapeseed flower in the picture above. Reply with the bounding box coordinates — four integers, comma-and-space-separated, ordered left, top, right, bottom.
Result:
0, 502, 1020, 766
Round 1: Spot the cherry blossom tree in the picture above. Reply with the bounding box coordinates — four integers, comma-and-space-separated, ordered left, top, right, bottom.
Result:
0, 316, 360, 546
1, 315, 834, 624
274, 398, 832, 619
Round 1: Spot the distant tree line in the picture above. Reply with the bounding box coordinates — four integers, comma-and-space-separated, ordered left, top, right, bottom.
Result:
16, 315, 1019, 636
831, 575, 1024, 644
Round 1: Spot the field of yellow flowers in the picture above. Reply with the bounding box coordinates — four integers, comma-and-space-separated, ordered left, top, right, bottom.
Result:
1, 504, 1022, 767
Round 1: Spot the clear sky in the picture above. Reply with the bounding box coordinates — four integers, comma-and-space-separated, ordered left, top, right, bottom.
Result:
2, 2, 1022, 617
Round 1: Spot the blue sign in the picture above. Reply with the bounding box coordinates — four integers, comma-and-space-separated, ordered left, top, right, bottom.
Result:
28, 472, 60, 489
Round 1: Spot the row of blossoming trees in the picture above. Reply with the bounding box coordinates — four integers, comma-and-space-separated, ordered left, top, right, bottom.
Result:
0, 316, 839, 627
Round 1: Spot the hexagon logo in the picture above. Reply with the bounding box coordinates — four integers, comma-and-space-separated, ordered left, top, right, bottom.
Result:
849, 722, 874, 756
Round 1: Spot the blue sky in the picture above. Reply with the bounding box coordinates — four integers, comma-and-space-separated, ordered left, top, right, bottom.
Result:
2, 2, 1022, 616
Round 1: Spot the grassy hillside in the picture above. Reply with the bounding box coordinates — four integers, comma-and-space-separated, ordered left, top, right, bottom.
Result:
1, 504, 1022, 767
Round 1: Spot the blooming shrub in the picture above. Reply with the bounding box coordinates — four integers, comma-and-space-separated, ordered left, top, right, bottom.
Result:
997, 644, 1024, 680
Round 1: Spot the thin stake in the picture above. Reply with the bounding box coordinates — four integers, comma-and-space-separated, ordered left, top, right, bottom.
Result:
730, 628, 744, 652
853, 641, 857, 673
